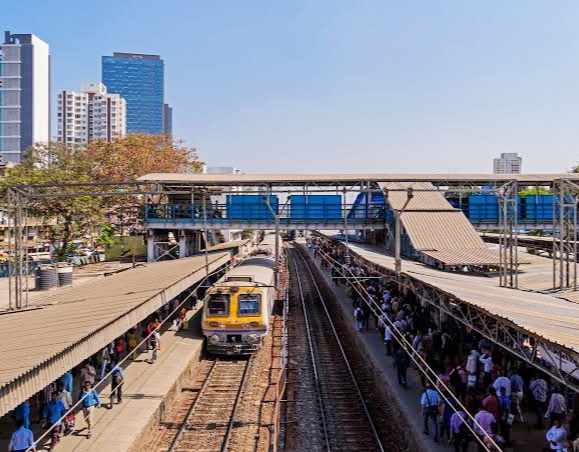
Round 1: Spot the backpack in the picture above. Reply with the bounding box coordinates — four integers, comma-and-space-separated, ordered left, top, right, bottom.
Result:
354, 308, 363, 320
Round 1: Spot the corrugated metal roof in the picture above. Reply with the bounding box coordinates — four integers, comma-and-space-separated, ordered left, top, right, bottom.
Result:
379, 182, 454, 211
0, 253, 230, 417
345, 243, 579, 355
401, 211, 488, 250
421, 249, 506, 266
201, 239, 250, 252
138, 172, 579, 184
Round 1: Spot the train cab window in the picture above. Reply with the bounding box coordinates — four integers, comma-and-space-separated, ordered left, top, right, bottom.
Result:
238, 294, 261, 316
207, 294, 229, 316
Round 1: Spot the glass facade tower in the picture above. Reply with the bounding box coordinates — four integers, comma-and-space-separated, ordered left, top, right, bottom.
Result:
102, 52, 164, 134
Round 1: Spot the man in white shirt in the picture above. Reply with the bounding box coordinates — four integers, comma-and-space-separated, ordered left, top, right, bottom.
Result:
493, 371, 512, 397
546, 419, 567, 451
546, 388, 567, 425
530, 376, 548, 428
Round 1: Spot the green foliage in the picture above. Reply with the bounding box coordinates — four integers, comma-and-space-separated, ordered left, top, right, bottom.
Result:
519, 187, 551, 197
2, 142, 103, 261
96, 223, 116, 247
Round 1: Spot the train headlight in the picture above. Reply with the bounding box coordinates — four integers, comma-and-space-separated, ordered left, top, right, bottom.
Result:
209, 321, 219, 327
209, 334, 221, 345
246, 334, 259, 345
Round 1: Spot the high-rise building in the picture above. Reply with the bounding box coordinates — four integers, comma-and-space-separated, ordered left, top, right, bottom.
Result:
102, 52, 164, 134
57, 82, 126, 145
163, 103, 172, 135
0, 31, 50, 163
493, 152, 522, 174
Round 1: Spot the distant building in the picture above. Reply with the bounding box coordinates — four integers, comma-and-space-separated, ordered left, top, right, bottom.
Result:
57, 82, 126, 144
203, 165, 243, 174
163, 103, 172, 135
102, 52, 164, 134
0, 31, 50, 164
493, 153, 522, 174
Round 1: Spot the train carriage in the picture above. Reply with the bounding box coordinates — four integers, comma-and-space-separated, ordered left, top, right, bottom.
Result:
202, 233, 280, 355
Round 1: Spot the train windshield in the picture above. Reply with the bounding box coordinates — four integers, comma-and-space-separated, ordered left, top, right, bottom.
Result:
238, 294, 261, 316
207, 293, 230, 316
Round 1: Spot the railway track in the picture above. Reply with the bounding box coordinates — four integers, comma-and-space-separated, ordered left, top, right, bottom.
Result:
154, 356, 252, 452
287, 247, 386, 452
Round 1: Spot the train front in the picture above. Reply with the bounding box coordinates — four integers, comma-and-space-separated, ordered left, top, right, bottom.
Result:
203, 283, 267, 355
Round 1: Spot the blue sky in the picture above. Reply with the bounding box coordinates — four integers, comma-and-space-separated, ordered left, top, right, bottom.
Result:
5, 0, 579, 173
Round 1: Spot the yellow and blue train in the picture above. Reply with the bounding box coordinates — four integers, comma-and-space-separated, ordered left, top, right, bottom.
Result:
202, 233, 279, 355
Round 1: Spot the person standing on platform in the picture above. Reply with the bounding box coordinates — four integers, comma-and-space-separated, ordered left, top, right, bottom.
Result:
8, 419, 35, 452
449, 410, 469, 452
56, 382, 73, 434
99, 347, 110, 381
127, 328, 138, 359
109, 361, 124, 405
394, 346, 410, 387
474, 404, 495, 451
41, 391, 66, 451
420, 383, 441, 442
80, 362, 96, 389
530, 375, 549, 429
78, 381, 100, 439
114, 337, 124, 363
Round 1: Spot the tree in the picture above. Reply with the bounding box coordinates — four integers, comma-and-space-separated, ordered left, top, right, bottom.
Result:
85, 133, 200, 181
2, 142, 103, 261
85, 133, 201, 234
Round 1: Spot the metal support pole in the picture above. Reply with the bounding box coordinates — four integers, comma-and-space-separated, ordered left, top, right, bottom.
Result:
394, 212, 401, 275
202, 191, 209, 277
263, 193, 280, 288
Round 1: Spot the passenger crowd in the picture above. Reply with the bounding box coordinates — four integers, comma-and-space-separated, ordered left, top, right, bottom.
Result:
7, 290, 199, 452
309, 236, 579, 452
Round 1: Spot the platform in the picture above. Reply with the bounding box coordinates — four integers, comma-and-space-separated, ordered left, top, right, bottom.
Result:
0, 308, 205, 452
0, 252, 229, 417
304, 243, 557, 452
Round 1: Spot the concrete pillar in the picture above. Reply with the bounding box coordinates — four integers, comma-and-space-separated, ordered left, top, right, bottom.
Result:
179, 230, 187, 258
147, 231, 155, 262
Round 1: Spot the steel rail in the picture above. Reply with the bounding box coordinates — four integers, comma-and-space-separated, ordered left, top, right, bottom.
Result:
167, 358, 219, 452
291, 246, 386, 452
289, 250, 332, 452
220, 357, 253, 452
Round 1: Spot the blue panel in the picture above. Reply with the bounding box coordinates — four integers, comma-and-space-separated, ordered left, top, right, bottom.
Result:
290, 195, 342, 221
468, 195, 499, 223
226, 195, 278, 221
523, 195, 553, 223
102, 55, 164, 134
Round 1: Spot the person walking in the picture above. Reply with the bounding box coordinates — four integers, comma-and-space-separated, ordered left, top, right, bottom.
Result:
38, 382, 56, 423
78, 381, 100, 439
41, 391, 66, 451
80, 362, 96, 388
510, 368, 525, 423
114, 337, 124, 363
394, 346, 410, 387
56, 382, 73, 435
354, 306, 364, 332
127, 328, 138, 360
450, 410, 470, 452
99, 347, 110, 381
8, 419, 35, 452
546, 387, 567, 426
60, 371, 73, 394
12, 401, 30, 430
546, 419, 568, 451
149, 330, 160, 363
530, 375, 548, 429
109, 361, 124, 405
474, 404, 495, 452
420, 384, 441, 442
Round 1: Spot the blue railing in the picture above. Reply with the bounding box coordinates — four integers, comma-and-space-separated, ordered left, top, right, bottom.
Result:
144, 201, 386, 225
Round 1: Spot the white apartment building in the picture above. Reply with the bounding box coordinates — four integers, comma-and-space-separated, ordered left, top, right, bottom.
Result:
0, 31, 50, 163
493, 152, 522, 174
57, 82, 126, 145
